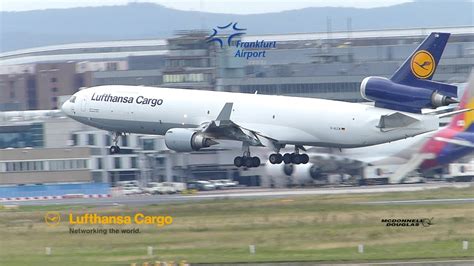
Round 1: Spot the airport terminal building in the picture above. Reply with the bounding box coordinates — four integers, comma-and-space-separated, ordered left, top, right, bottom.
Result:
1, 26, 473, 111
0, 26, 473, 186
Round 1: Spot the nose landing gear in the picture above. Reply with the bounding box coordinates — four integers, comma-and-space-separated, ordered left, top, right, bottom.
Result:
109, 145, 121, 154
109, 132, 122, 154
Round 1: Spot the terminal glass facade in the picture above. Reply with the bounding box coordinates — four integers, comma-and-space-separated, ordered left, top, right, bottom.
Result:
0, 123, 43, 148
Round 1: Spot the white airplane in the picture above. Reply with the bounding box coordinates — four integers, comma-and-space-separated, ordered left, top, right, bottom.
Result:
62, 32, 459, 168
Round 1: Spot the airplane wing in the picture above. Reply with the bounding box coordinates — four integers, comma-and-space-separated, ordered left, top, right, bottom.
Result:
389, 153, 436, 182
303, 131, 434, 175
433, 136, 474, 148
200, 102, 322, 152
308, 152, 364, 172
333, 130, 433, 165
200, 102, 280, 150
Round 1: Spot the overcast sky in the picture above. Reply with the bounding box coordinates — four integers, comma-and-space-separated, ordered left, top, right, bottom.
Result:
1, 0, 414, 14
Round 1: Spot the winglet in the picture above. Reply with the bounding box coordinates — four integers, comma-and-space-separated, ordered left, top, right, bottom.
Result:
216, 102, 233, 121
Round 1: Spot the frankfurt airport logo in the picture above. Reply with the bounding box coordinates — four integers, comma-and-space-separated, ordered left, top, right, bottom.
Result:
206, 22, 246, 47
206, 22, 277, 59
411, 50, 435, 79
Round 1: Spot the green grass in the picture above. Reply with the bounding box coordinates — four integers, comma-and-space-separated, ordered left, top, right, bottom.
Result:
0, 186, 473, 265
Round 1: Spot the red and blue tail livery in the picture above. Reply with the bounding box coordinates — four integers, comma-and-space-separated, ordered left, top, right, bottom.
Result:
420, 73, 474, 169
360, 32, 458, 113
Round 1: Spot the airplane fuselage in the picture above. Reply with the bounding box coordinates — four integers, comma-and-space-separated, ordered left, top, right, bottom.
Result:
62, 85, 439, 148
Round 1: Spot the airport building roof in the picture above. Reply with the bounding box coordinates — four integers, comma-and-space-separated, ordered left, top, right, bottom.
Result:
1, 26, 472, 66
243, 26, 474, 42
0, 39, 168, 66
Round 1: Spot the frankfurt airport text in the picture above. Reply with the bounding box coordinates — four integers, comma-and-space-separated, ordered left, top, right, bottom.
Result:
234, 40, 277, 59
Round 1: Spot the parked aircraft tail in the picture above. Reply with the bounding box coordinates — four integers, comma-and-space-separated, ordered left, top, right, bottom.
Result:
448, 73, 474, 132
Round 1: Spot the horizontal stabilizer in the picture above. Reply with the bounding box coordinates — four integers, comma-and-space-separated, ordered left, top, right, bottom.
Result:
437, 108, 473, 118
423, 106, 456, 115
433, 137, 474, 148
377, 112, 419, 131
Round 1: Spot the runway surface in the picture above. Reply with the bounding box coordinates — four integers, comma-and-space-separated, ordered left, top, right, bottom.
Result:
4, 183, 472, 206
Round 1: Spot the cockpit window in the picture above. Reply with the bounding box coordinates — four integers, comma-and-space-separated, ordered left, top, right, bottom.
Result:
69, 96, 76, 103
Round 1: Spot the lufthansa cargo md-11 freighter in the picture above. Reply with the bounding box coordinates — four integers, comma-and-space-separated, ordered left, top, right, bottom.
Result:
62, 33, 461, 168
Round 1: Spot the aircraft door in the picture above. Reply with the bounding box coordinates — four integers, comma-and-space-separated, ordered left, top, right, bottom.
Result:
81, 96, 87, 112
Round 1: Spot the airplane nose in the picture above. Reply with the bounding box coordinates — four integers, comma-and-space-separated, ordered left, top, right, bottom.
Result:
61, 100, 72, 115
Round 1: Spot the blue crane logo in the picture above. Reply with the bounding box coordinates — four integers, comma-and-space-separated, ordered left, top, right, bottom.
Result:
206, 22, 246, 47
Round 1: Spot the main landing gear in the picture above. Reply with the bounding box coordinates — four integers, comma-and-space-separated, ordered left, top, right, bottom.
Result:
234, 144, 310, 168
109, 132, 122, 154
268, 147, 309, 165
234, 143, 261, 168
234, 156, 261, 168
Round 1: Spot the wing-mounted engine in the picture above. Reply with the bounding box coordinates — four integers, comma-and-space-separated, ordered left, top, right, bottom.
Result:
361, 77, 458, 113
265, 162, 323, 185
164, 128, 217, 152
293, 164, 324, 182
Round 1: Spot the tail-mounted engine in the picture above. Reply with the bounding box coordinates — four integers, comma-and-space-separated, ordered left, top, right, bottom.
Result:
360, 76, 458, 113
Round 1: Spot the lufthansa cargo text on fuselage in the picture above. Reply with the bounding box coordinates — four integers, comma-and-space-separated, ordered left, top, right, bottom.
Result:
91, 93, 163, 107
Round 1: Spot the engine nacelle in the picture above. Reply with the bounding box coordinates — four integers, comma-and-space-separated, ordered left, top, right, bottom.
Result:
164, 128, 215, 152
264, 162, 322, 187
263, 163, 292, 187
293, 164, 324, 182
360, 76, 457, 113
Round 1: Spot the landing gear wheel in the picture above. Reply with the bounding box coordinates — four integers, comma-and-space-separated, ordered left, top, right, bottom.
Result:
283, 153, 292, 164
244, 157, 254, 168
252, 157, 261, 167
110, 132, 123, 154
234, 156, 243, 167
109, 145, 120, 154
291, 153, 301, 164
269, 153, 283, 164
301, 154, 309, 164
235, 143, 261, 168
